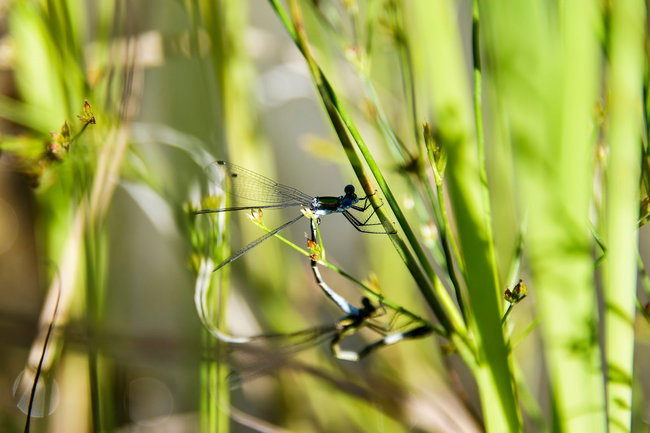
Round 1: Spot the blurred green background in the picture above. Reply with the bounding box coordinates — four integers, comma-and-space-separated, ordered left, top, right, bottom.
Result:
1, 1, 649, 432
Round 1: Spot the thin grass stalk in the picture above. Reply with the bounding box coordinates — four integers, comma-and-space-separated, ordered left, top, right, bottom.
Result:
347, 61, 470, 328
191, 216, 229, 433
390, 0, 422, 154
423, 130, 468, 322
269, 0, 456, 337
193, 0, 267, 429
84, 228, 111, 433
602, 1, 645, 431
342, 15, 469, 330
194, 0, 231, 418
356, 73, 468, 324
434, 182, 466, 315
22, 274, 61, 433
325, 59, 455, 318
44, 0, 87, 114
421, 127, 469, 329
474, 2, 527, 428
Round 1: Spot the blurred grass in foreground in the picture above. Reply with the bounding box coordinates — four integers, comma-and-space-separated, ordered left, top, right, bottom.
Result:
0, 1, 649, 432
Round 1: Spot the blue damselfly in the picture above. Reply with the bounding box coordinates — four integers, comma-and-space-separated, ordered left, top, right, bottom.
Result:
193, 161, 391, 271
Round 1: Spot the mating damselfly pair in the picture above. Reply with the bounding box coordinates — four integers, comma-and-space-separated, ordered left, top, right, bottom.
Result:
192, 160, 393, 272
192, 161, 434, 376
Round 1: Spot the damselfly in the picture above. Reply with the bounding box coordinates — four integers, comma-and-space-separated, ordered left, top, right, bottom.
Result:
193, 161, 391, 272
195, 257, 435, 371
194, 254, 435, 383
216, 295, 435, 387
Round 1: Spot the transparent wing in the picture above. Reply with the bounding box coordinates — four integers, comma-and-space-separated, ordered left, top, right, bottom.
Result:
212, 213, 304, 272
205, 160, 313, 207
224, 325, 338, 387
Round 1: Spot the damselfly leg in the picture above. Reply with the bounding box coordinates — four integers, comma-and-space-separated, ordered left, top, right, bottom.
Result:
346, 192, 395, 234
342, 209, 390, 234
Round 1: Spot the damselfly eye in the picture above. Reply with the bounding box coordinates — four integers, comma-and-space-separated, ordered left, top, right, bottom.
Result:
344, 185, 355, 195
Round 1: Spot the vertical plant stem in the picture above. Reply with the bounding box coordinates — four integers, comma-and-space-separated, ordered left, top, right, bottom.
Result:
195, 0, 230, 426
481, 0, 607, 430
195, 0, 265, 429
406, 0, 521, 431
603, 1, 645, 431
85, 228, 109, 433
424, 130, 468, 325
357, 75, 467, 327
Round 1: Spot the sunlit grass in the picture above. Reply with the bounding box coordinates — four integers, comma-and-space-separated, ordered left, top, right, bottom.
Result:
0, 1, 648, 432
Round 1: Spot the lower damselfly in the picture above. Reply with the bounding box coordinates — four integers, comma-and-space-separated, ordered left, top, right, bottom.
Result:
193, 253, 435, 377
213, 294, 434, 387
193, 160, 391, 271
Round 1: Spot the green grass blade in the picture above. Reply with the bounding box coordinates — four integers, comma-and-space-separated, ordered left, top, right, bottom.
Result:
480, 0, 608, 431
602, 1, 645, 431
405, 1, 521, 431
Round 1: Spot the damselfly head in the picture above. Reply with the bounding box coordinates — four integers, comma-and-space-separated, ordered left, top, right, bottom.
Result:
359, 297, 376, 316
344, 184, 356, 196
